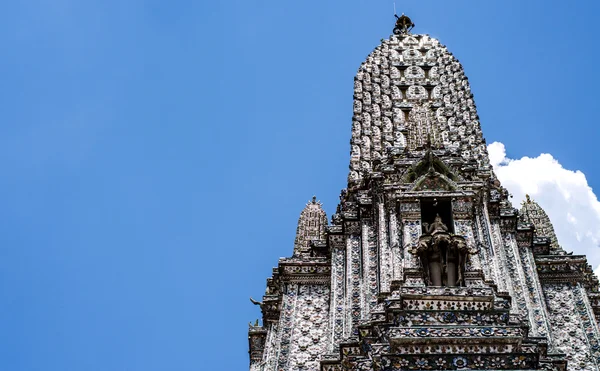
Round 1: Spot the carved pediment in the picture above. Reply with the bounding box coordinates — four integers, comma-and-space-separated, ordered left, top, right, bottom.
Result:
412, 173, 457, 192
404, 150, 457, 183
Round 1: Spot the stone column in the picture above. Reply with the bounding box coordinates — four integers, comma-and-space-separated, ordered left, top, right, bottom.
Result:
378, 201, 392, 293
389, 204, 403, 283
345, 228, 362, 337
399, 199, 425, 286
328, 236, 346, 352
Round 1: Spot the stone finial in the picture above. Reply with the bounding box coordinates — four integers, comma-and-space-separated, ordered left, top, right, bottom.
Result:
293, 197, 327, 257
394, 13, 415, 35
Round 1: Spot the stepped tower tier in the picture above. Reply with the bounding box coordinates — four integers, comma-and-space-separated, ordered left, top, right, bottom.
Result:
249, 16, 600, 371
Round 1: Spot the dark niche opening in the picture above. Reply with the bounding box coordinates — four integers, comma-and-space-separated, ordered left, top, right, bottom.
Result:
420, 198, 454, 233
416, 198, 468, 287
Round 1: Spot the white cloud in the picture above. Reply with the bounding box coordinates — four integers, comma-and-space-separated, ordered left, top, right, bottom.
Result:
488, 142, 600, 270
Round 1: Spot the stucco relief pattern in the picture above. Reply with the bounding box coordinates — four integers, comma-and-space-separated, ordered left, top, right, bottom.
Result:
473, 208, 496, 286
490, 220, 512, 295
501, 235, 530, 321
573, 284, 600, 364
389, 209, 403, 281
288, 285, 330, 371
361, 222, 379, 316
329, 245, 345, 350
402, 220, 421, 269
347, 235, 362, 336
544, 283, 597, 370
276, 283, 299, 371
260, 323, 279, 371
378, 203, 392, 293
518, 245, 551, 338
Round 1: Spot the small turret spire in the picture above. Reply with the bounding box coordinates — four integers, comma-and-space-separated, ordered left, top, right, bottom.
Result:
293, 197, 327, 257
520, 196, 563, 254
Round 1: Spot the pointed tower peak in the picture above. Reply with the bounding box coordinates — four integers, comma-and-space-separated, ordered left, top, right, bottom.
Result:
520, 195, 543, 212
293, 197, 327, 257
520, 197, 564, 254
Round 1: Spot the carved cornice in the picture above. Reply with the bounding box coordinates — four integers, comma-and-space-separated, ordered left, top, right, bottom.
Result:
248, 326, 267, 363
535, 255, 590, 284
278, 257, 332, 284
516, 223, 534, 248
500, 208, 518, 233
344, 221, 361, 235
532, 236, 550, 255
399, 199, 421, 220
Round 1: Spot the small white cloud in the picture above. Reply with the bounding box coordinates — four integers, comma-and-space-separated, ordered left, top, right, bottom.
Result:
487, 141, 508, 168
488, 142, 600, 271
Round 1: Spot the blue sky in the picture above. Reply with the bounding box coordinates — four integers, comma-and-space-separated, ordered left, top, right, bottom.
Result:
1, 1, 600, 370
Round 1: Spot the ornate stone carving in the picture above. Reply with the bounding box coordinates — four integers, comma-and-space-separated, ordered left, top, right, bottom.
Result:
410, 214, 476, 287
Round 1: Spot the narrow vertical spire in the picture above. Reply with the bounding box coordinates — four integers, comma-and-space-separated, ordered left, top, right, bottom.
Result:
293, 197, 327, 257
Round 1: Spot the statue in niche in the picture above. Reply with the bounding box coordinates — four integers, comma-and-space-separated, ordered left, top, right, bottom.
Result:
427, 214, 448, 234
412, 214, 475, 287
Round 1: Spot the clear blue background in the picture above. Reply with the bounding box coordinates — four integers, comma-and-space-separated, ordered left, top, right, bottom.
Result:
1, 1, 598, 370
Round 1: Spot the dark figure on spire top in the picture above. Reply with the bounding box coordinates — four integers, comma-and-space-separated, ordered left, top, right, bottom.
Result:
394, 13, 415, 35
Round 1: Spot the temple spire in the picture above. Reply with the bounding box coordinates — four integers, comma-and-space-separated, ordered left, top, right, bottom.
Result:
293, 196, 327, 257
520, 195, 564, 254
